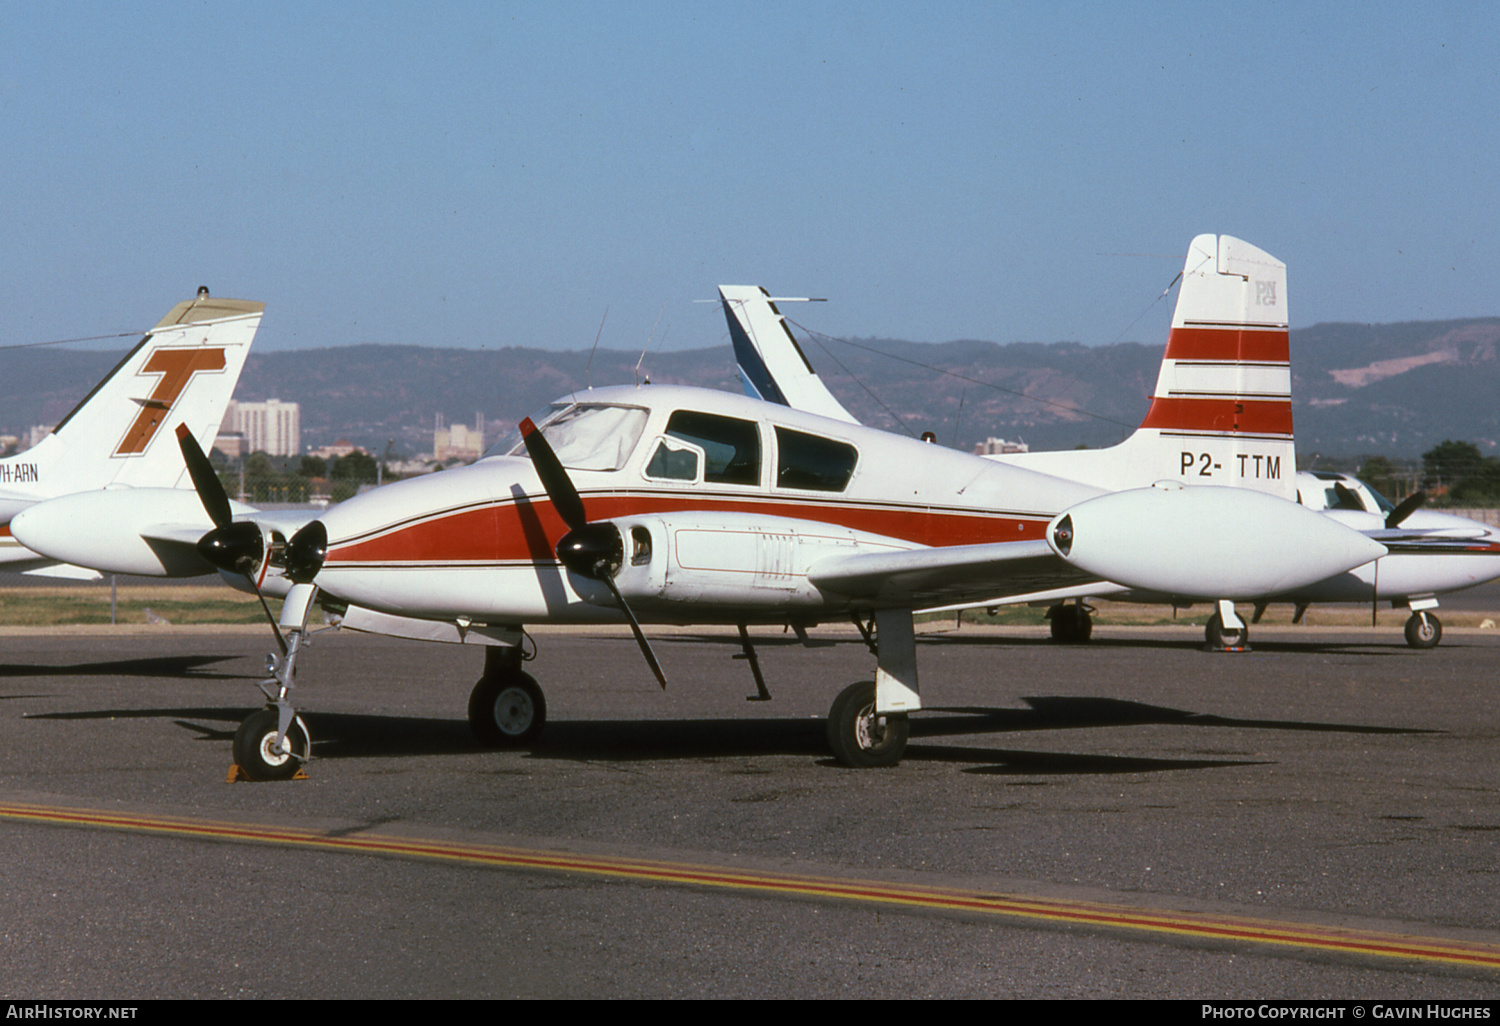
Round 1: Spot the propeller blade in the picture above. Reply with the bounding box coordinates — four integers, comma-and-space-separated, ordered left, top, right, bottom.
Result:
254, 587, 289, 656
175, 424, 288, 656
1333, 481, 1362, 511
518, 417, 664, 687
599, 574, 667, 689
1386, 491, 1427, 529
520, 418, 588, 533
176, 423, 232, 529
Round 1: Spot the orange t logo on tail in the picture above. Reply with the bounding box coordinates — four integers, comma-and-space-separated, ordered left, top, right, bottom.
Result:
115, 347, 227, 456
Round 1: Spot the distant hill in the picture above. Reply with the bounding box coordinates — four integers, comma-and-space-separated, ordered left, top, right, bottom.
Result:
7, 317, 1500, 460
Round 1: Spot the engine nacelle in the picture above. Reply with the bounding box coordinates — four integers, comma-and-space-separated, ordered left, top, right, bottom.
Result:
11, 488, 257, 577
585, 512, 911, 614
1047, 483, 1387, 600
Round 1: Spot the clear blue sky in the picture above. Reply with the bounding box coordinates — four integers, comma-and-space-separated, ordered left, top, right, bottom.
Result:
3, 1, 1496, 356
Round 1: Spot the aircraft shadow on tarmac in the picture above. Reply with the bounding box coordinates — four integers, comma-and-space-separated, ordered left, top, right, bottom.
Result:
660, 630, 1419, 658
0, 655, 243, 680
23, 693, 1438, 775
909, 632, 1414, 655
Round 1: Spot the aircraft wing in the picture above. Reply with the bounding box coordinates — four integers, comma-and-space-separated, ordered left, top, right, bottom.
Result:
808, 539, 1101, 608
1363, 528, 1494, 545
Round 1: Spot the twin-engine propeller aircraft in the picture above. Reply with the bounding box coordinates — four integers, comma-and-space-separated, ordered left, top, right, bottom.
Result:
724, 235, 1500, 650
1, 290, 263, 577
8, 267, 1389, 780
195, 371, 1379, 777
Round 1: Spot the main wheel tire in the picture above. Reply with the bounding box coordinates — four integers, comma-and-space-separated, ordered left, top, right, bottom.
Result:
233, 708, 310, 782
1048, 604, 1093, 644
1405, 612, 1442, 649
469, 671, 546, 747
1205, 613, 1248, 649
826, 680, 909, 768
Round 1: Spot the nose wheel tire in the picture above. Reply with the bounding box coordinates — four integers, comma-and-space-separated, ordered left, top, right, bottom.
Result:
469, 671, 547, 747
1404, 612, 1442, 649
826, 680, 909, 768
233, 709, 311, 782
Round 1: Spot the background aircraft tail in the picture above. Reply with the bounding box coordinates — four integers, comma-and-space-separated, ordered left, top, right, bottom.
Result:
0, 293, 263, 502
719, 285, 859, 424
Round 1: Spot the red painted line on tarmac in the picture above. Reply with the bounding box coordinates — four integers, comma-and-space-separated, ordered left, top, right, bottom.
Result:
4, 799, 1498, 971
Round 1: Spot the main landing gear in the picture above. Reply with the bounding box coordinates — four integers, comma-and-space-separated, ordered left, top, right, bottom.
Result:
1405, 610, 1442, 649
826, 680, 909, 768
468, 647, 547, 747
1046, 601, 1093, 643
466, 612, 922, 768
827, 609, 918, 768
1204, 600, 1249, 651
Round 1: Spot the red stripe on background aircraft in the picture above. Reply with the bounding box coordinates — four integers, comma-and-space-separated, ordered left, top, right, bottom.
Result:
14, 242, 1392, 780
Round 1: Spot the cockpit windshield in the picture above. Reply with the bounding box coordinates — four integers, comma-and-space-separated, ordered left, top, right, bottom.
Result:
483, 402, 649, 472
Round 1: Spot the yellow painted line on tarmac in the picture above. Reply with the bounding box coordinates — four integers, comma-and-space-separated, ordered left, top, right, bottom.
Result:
4, 798, 1498, 971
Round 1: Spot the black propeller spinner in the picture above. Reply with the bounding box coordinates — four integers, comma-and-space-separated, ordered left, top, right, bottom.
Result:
520, 417, 667, 688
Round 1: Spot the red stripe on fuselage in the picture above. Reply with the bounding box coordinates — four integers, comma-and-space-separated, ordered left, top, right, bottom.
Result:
325, 493, 1050, 567
1140, 397, 1294, 436
1164, 327, 1289, 364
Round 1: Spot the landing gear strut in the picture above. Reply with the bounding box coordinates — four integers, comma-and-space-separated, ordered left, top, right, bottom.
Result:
232, 583, 320, 781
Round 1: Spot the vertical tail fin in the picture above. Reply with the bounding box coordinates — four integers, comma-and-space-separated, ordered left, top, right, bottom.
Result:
1138, 234, 1294, 496
719, 285, 859, 424
997, 234, 1295, 496
1, 293, 263, 501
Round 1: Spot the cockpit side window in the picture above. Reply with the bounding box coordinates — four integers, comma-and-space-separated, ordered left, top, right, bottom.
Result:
775, 427, 859, 492
644, 437, 702, 481
662, 411, 760, 486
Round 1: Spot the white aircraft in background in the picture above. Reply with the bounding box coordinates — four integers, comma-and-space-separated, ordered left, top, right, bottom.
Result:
1, 290, 264, 578
722, 234, 1500, 649
16, 270, 1385, 780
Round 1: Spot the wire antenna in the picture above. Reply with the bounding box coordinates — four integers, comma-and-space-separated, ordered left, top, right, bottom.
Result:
584, 308, 608, 390
636, 302, 666, 386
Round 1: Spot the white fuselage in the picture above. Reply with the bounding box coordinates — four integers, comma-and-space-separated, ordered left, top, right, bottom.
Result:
303, 385, 1385, 629
310, 384, 1105, 625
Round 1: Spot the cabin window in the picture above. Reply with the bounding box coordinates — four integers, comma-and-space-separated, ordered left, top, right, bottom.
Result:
661, 411, 761, 486
775, 427, 858, 491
